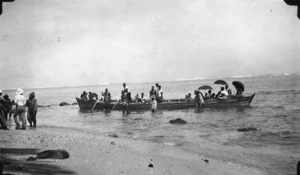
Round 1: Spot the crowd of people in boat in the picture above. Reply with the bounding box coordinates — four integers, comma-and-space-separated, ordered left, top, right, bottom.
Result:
0, 88, 38, 130
80, 83, 164, 104
185, 84, 243, 102
79, 81, 244, 113
79, 83, 164, 113
80, 81, 243, 104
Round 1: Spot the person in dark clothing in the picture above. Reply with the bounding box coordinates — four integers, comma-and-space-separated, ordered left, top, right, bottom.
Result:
26, 92, 38, 127
3, 94, 12, 120
207, 90, 212, 100
80, 91, 88, 100
0, 90, 9, 130
149, 86, 156, 99
88, 92, 98, 101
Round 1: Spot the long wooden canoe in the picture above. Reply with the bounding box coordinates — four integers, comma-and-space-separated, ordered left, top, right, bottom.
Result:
76, 93, 255, 111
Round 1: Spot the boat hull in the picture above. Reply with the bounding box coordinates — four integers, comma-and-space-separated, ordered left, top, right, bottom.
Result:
76, 94, 255, 111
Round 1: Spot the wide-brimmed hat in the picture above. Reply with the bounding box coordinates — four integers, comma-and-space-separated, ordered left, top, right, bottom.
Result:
29, 92, 35, 97
16, 88, 24, 95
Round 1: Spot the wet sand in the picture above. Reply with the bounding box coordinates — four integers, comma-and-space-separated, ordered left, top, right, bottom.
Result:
0, 126, 263, 175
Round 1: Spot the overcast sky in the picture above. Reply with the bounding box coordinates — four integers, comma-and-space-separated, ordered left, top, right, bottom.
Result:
0, 0, 299, 89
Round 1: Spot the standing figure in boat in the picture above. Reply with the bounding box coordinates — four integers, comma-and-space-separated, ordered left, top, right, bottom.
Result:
156, 85, 163, 103
149, 86, 156, 100
102, 88, 111, 104
123, 83, 132, 102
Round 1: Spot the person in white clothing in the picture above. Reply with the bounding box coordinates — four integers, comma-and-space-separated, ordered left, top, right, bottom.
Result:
14, 88, 27, 129
151, 96, 157, 112
156, 85, 163, 103
219, 87, 229, 100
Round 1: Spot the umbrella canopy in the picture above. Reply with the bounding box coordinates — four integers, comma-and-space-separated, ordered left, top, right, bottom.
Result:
198, 85, 213, 90
214, 80, 228, 85
232, 81, 244, 91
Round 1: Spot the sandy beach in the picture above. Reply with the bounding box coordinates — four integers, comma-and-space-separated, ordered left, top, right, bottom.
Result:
0, 126, 263, 175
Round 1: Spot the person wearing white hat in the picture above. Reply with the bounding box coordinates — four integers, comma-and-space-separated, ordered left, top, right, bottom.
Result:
14, 88, 27, 130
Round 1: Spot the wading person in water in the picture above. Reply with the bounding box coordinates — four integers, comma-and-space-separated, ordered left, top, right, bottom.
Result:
121, 90, 128, 115
151, 96, 157, 112
14, 88, 27, 130
26, 92, 37, 127
194, 90, 204, 107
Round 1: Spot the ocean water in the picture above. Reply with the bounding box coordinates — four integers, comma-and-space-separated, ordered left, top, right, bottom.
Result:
3, 75, 300, 175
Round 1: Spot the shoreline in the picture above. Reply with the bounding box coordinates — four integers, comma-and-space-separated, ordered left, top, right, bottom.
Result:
0, 126, 263, 175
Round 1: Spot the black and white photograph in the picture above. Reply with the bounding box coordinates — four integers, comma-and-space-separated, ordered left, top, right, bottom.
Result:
0, 0, 299, 174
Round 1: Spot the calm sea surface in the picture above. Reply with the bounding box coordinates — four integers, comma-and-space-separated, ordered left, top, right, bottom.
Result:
4, 75, 300, 175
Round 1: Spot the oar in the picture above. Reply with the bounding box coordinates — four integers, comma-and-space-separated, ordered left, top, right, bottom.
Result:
91, 100, 98, 111
111, 99, 120, 111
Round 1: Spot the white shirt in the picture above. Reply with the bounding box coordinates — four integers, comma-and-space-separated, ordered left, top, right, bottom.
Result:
151, 100, 157, 110
221, 90, 229, 96
157, 89, 163, 97
124, 86, 129, 92
15, 94, 26, 106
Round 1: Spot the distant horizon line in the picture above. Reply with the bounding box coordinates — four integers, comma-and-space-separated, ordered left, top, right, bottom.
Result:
2, 72, 299, 91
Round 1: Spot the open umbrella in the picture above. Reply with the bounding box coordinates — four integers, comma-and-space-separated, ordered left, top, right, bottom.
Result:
214, 80, 227, 85
198, 85, 213, 90
232, 81, 244, 91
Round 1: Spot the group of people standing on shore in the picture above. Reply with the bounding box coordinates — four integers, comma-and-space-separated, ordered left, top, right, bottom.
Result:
0, 88, 37, 130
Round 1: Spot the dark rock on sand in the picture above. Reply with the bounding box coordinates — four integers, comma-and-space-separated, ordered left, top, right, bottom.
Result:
148, 163, 154, 168
108, 134, 118, 138
110, 141, 115, 145
26, 156, 37, 161
204, 159, 209, 163
169, 118, 187, 124
59, 102, 70, 106
72, 102, 78, 105
237, 127, 257, 132
36, 150, 70, 159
